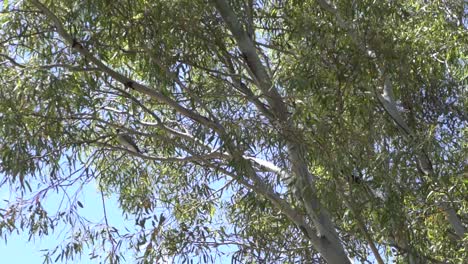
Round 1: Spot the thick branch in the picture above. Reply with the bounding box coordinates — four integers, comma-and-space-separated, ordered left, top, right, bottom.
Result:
212, 0, 289, 120
376, 76, 411, 135
439, 201, 466, 239
202, 159, 336, 253
213, 1, 350, 263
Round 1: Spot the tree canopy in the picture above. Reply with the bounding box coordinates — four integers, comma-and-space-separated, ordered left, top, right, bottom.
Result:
0, 0, 466, 263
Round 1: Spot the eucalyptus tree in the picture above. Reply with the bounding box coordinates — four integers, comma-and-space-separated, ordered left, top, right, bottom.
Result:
0, 0, 466, 263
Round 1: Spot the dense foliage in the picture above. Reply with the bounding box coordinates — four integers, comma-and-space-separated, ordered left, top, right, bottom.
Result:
0, 0, 466, 263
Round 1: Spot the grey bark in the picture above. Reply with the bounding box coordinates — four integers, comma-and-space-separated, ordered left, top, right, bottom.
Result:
212, 1, 350, 263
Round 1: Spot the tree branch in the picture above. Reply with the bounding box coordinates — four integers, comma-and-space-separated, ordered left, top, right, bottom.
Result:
213, 2, 350, 262
212, 0, 289, 120
316, 0, 465, 250
31, 0, 225, 136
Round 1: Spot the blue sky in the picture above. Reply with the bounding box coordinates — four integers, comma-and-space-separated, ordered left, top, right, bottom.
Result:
0, 176, 236, 264
0, 180, 128, 264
